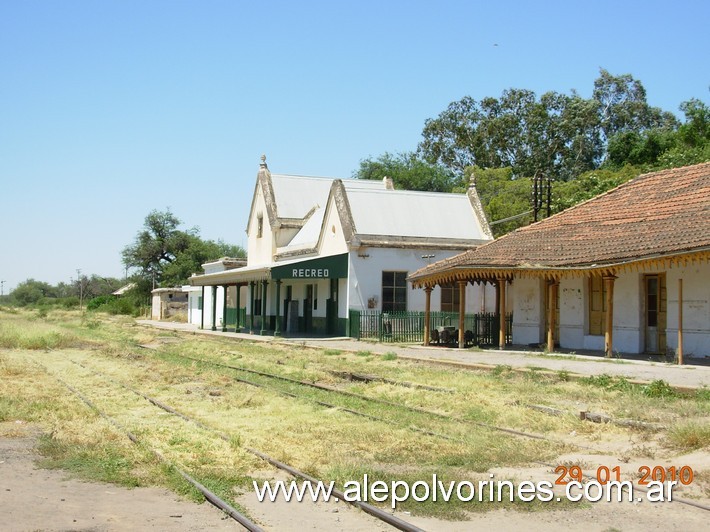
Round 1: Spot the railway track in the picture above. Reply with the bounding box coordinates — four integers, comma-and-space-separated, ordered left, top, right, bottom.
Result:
146, 350, 710, 514
33, 343, 710, 521
33, 355, 425, 532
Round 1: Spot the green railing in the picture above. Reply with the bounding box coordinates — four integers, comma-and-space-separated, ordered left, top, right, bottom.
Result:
349, 309, 513, 346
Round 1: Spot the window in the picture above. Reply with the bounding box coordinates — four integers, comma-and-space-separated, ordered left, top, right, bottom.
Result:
257, 214, 263, 238
440, 283, 460, 312
382, 271, 407, 312
197, 296, 203, 310
588, 276, 607, 335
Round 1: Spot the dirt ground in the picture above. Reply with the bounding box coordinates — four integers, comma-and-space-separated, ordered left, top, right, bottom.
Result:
3, 421, 710, 531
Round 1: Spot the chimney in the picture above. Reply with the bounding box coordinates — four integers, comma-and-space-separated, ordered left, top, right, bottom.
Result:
383, 175, 394, 190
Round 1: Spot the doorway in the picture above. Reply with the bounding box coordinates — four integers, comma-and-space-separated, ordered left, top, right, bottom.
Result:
644, 274, 667, 354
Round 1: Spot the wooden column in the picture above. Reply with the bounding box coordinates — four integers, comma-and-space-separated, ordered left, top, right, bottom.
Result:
249, 281, 255, 334
235, 284, 241, 331
221, 285, 228, 332
498, 278, 507, 349
603, 275, 616, 358
200, 286, 205, 329
458, 280, 467, 348
210, 285, 217, 332
423, 286, 432, 346
678, 278, 684, 365
260, 280, 268, 335
274, 280, 282, 336
546, 279, 558, 353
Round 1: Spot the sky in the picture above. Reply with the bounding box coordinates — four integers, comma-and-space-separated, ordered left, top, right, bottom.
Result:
1, 0, 708, 293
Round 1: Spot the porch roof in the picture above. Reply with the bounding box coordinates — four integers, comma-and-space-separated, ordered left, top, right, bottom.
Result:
410, 162, 710, 286
188, 253, 349, 286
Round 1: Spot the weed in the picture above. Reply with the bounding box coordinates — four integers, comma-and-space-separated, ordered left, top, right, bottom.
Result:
323, 349, 342, 356
667, 421, 710, 450
382, 352, 398, 361
355, 350, 372, 357
642, 380, 676, 399
492, 364, 512, 376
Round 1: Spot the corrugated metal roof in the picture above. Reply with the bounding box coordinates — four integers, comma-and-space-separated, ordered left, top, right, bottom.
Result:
347, 188, 487, 240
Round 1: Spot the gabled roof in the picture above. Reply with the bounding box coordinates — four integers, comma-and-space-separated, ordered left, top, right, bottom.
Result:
249, 156, 493, 256
410, 162, 710, 285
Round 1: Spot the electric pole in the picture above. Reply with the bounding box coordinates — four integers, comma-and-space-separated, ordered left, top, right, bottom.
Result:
76, 269, 84, 312
1, 280, 5, 298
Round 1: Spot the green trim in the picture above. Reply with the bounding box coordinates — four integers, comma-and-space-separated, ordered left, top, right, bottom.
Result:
272, 253, 348, 280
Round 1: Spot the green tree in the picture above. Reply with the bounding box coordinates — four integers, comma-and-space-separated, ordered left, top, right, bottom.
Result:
353, 152, 459, 192
10, 279, 57, 306
465, 166, 533, 237
160, 237, 245, 287
122, 209, 193, 285
122, 209, 245, 293
592, 68, 678, 142
552, 165, 641, 213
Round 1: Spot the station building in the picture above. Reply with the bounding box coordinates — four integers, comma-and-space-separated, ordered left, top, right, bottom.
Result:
187, 156, 495, 336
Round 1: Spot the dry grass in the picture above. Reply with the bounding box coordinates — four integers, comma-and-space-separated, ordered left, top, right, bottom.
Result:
1, 309, 709, 518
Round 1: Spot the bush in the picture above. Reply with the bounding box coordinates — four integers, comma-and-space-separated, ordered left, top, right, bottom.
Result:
86, 295, 114, 311
642, 379, 676, 399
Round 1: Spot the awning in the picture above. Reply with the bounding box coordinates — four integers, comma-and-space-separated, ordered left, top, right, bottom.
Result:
189, 253, 348, 286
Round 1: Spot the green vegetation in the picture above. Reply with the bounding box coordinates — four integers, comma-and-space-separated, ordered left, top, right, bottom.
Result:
1, 309, 709, 520
355, 69, 709, 236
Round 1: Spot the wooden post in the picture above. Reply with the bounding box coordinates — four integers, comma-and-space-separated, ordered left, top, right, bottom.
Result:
211, 285, 217, 331
547, 279, 558, 353
260, 280, 268, 335
221, 285, 228, 332
274, 280, 282, 336
603, 275, 616, 357
458, 280, 467, 348
678, 278, 683, 365
423, 286, 432, 346
498, 278, 506, 349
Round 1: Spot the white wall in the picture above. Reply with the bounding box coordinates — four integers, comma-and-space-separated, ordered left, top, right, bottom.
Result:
348, 248, 496, 313
507, 264, 710, 358
246, 186, 275, 266
666, 264, 710, 358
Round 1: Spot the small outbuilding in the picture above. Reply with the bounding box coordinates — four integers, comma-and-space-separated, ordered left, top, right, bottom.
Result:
150, 287, 189, 321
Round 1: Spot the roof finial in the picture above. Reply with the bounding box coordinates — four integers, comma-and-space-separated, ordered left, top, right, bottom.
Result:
260, 154, 267, 168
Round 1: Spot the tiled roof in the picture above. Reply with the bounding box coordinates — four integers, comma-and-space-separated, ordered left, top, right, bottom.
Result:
410, 162, 710, 280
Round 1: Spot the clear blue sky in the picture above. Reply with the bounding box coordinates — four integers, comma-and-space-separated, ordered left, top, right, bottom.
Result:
1, 0, 708, 292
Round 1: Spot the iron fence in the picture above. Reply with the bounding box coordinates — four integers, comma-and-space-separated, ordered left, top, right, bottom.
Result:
349, 309, 513, 346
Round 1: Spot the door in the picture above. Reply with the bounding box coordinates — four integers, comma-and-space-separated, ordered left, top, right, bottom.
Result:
645, 274, 667, 354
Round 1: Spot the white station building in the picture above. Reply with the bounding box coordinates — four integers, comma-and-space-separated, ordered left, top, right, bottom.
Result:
187, 156, 495, 336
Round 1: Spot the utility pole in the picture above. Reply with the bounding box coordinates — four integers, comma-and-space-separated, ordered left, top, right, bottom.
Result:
1, 280, 5, 298
76, 269, 84, 312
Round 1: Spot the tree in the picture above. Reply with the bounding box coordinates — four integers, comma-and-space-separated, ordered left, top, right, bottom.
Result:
122, 209, 245, 292
353, 152, 459, 192
592, 69, 678, 143
10, 279, 57, 306
419, 88, 602, 181
122, 209, 193, 285
160, 236, 245, 287
465, 166, 533, 237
